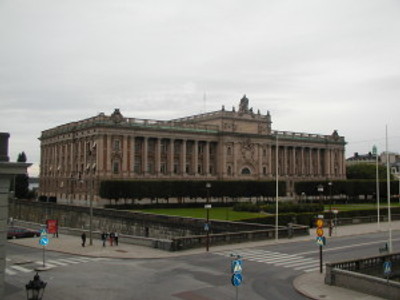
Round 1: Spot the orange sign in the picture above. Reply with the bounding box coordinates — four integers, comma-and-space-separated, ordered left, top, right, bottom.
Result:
316, 228, 324, 237
316, 219, 324, 228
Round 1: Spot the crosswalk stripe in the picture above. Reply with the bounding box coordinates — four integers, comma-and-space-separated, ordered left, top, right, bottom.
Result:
10, 265, 32, 273
294, 263, 320, 270
5, 268, 17, 275
215, 249, 319, 273
282, 259, 318, 268
47, 260, 68, 266
275, 258, 316, 266
303, 267, 321, 272
6, 258, 11, 262
66, 257, 91, 263
58, 258, 80, 264
34, 261, 57, 268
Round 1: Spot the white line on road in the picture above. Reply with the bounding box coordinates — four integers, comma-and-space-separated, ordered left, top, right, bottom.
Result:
296, 238, 400, 256
10, 265, 33, 273
5, 268, 17, 275
47, 260, 68, 266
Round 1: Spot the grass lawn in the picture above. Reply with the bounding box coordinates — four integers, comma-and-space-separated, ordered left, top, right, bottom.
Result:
138, 207, 267, 221
325, 202, 400, 212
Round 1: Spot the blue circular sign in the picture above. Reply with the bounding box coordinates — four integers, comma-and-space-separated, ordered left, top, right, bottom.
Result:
231, 273, 243, 287
39, 237, 49, 246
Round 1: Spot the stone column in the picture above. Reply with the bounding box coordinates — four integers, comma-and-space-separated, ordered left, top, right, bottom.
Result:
268, 144, 272, 176
219, 141, 226, 178
193, 140, 198, 176
143, 137, 148, 175
283, 146, 288, 175
155, 138, 161, 176
292, 147, 296, 176
233, 142, 237, 177
0, 133, 31, 300
168, 138, 174, 175
205, 141, 210, 175
309, 148, 313, 176
122, 135, 128, 176
181, 140, 186, 175
301, 147, 305, 176
316, 148, 321, 176
258, 144, 263, 178
106, 135, 112, 174
131, 136, 136, 174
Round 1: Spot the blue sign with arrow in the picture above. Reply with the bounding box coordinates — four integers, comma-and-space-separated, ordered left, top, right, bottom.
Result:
231, 273, 243, 287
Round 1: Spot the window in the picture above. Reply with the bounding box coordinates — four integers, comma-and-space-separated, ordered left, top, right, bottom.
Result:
113, 140, 121, 151
241, 167, 251, 175
263, 149, 267, 157
227, 147, 232, 156
263, 167, 267, 175
113, 161, 120, 174
227, 166, 232, 175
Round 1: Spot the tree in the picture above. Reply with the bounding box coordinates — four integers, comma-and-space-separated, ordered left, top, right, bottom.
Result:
346, 164, 391, 180
15, 151, 29, 199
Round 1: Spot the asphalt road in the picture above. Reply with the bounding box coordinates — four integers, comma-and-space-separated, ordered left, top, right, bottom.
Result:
5, 230, 400, 300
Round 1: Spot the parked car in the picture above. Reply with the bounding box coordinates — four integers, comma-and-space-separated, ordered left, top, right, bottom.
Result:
7, 227, 41, 239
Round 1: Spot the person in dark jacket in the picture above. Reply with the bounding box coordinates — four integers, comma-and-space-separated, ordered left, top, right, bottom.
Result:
81, 232, 86, 247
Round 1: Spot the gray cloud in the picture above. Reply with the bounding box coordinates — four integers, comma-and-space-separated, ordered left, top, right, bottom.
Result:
1, 0, 400, 175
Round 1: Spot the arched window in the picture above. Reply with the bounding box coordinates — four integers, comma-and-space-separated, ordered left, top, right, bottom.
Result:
241, 167, 251, 175
227, 166, 232, 175
227, 146, 232, 155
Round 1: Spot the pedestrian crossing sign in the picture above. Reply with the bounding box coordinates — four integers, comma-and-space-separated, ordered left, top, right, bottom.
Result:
383, 261, 392, 275
231, 259, 243, 274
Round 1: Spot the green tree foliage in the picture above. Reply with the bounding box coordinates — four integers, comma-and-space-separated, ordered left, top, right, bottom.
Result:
15, 151, 29, 199
346, 164, 389, 180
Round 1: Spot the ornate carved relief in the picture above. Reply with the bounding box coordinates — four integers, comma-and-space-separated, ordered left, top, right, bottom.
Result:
241, 139, 255, 162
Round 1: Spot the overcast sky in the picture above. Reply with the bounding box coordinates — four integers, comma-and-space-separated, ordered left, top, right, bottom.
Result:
1, 0, 400, 176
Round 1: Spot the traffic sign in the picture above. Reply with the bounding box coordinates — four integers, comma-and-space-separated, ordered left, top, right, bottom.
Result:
39, 237, 49, 246
231, 259, 243, 274
316, 228, 324, 237
40, 228, 47, 237
231, 273, 243, 286
316, 236, 326, 246
383, 261, 392, 276
316, 219, 324, 228
204, 223, 210, 231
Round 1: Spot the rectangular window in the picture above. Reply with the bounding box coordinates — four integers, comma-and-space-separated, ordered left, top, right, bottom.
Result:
113, 161, 120, 174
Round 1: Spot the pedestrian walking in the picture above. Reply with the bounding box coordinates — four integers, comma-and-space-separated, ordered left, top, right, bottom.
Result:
110, 232, 115, 246
114, 232, 119, 246
81, 232, 86, 247
101, 231, 107, 247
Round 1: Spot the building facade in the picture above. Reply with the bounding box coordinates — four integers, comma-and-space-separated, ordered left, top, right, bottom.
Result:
39, 96, 346, 206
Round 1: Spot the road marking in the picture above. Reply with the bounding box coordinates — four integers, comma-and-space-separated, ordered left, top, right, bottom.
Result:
214, 249, 319, 273
47, 259, 68, 266
296, 238, 400, 256
66, 257, 92, 263
5, 268, 17, 275
10, 265, 32, 273
294, 263, 320, 271
34, 261, 57, 268
58, 258, 80, 264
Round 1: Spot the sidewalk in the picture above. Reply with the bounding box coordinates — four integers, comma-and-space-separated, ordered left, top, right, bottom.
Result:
8, 220, 400, 299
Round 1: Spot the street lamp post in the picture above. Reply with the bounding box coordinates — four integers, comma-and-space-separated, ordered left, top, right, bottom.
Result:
205, 183, 211, 252
25, 272, 47, 300
328, 182, 333, 237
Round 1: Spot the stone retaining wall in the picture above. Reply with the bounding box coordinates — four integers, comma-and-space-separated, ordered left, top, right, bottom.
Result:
9, 199, 309, 251
325, 252, 400, 300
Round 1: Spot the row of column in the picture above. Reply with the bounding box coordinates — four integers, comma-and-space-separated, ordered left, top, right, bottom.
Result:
99, 135, 216, 177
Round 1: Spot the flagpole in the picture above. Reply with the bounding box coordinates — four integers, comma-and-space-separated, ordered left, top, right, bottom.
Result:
275, 133, 279, 241
373, 145, 380, 230
386, 125, 392, 252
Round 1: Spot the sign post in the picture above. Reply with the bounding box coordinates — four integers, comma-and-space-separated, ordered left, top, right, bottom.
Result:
39, 228, 49, 268
383, 260, 392, 283
316, 216, 325, 273
230, 254, 243, 300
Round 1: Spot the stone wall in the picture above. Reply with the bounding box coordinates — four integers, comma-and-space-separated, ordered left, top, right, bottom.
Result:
325, 252, 400, 300
10, 199, 309, 251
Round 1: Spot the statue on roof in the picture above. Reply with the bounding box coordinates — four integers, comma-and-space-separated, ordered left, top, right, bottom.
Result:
239, 95, 249, 113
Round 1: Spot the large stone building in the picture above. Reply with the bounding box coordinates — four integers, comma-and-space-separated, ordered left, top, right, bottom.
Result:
39, 96, 346, 206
